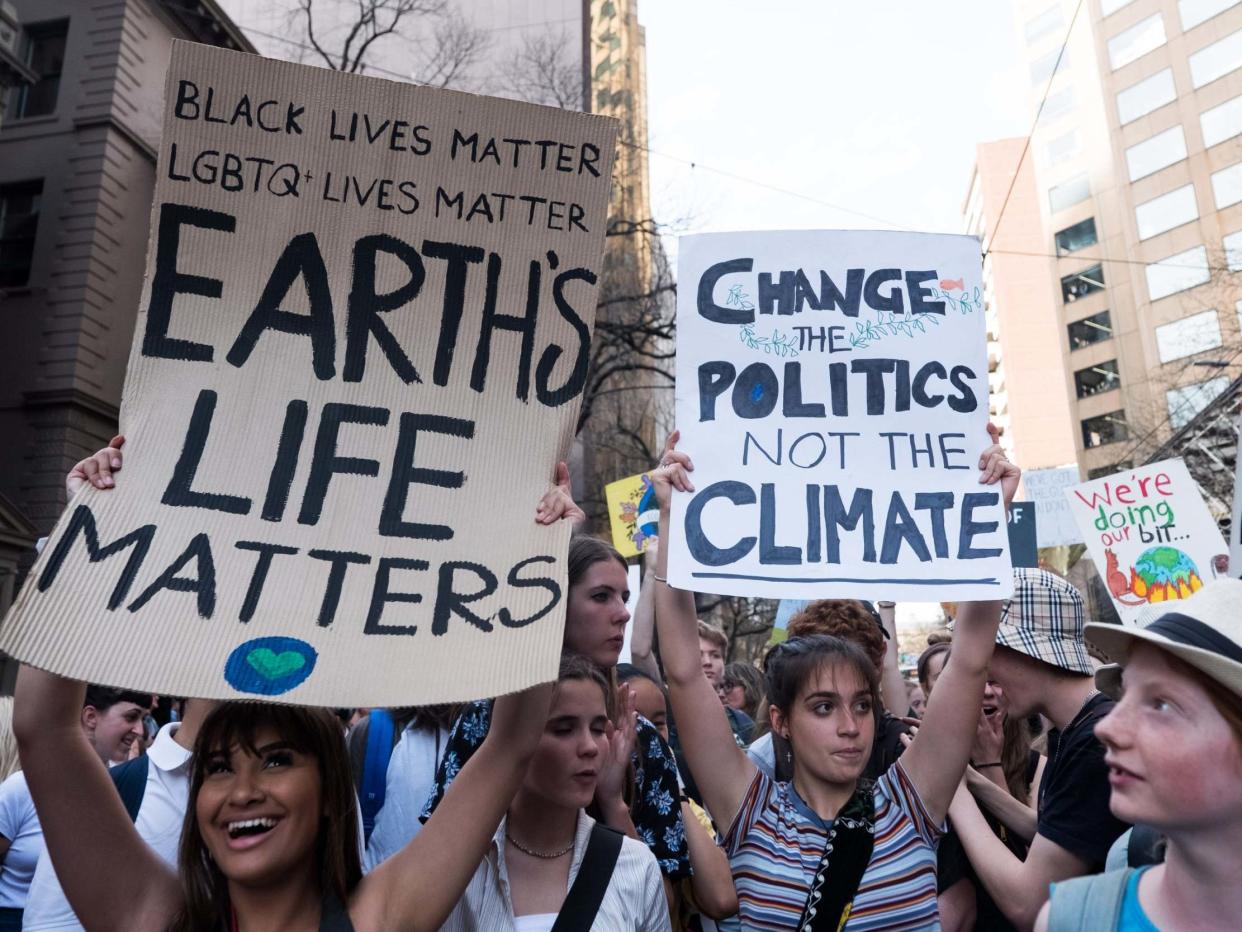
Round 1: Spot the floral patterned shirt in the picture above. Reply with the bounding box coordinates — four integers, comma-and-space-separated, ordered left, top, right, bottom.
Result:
420, 699, 691, 879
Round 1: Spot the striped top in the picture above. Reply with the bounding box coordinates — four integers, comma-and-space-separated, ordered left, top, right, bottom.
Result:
723, 761, 942, 931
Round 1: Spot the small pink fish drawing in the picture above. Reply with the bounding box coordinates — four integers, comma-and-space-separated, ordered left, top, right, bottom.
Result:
939, 277, 964, 290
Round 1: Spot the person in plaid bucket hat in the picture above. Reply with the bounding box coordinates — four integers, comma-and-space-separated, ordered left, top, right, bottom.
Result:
1039, 579, 1242, 931
946, 568, 1130, 930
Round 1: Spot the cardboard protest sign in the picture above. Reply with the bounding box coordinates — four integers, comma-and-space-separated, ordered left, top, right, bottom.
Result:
0, 43, 618, 705
604, 471, 658, 557
1022, 465, 1082, 547
667, 230, 1012, 601
1066, 459, 1228, 624
1006, 502, 1038, 568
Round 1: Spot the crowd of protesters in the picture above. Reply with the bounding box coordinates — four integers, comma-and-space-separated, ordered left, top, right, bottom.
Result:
0, 431, 1237, 931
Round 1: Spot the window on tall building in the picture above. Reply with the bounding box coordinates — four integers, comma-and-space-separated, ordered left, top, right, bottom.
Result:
1102, 0, 1137, 14
1180, 0, 1242, 31
1200, 94, 1242, 147
1056, 217, 1099, 255
1211, 161, 1242, 207
1189, 29, 1242, 87
1082, 411, 1129, 448
1224, 230, 1242, 270
1117, 69, 1177, 124
1031, 48, 1071, 84
1125, 126, 1187, 180
1049, 173, 1091, 212
1146, 245, 1211, 300
8, 20, 68, 120
1026, 6, 1065, 42
1045, 130, 1081, 165
1089, 460, 1134, 479
1043, 86, 1077, 121
1068, 310, 1114, 349
1062, 264, 1105, 302
1108, 15, 1167, 70
0, 180, 42, 287
1075, 360, 1122, 398
1167, 377, 1229, 428
1135, 185, 1199, 239
1155, 308, 1223, 362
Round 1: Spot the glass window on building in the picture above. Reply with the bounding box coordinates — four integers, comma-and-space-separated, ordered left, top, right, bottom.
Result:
1062, 264, 1105, 303
1180, 0, 1242, 31
1030, 47, 1071, 84
1049, 173, 1091, 212
1167, 377, 1230, 428
1102, 0, 1137, 14
1135, 184, 1199, 239
1068, 310, 1114, 349
1026, 6, 1064, 43
1056, 217, 1099, 255
8, 20, 68, 121
1200, 94, 1242, 147
1108, 15, 1167, 70
1211, 161, 1242, 208
1224, 229, 1242, 270
0, 180, 43, 287
1145, 245, 1211, 300
1075, 360, 1122, 398
1125, 126, 1187, 181
1082, 411, 1129, 448
1117, 68, 1177, 124
1045, 130, 1081, 165
1189, 29, 1242, 87
1043, 86, 1076, 121
1155, 308, 1223, 362
1089, 460, 1134, 479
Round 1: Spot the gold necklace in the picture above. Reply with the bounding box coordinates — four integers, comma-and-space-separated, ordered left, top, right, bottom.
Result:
505, 830, 574, 859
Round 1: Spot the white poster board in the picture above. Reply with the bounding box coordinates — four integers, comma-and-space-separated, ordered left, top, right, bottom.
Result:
667, 230, 1013, 601
1022, 465, 1083, 547
1066, 458, 1228, 624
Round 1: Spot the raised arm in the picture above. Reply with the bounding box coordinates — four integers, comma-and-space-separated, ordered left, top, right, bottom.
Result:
875, 601, 907, 717
651, 434, 756, 827
14, 668, 179, 932
897, 436, 1018, 823
357, 682, 553, 931
628, 541, 664, 684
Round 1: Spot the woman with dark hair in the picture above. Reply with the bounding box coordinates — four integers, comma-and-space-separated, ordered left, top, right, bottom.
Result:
444, 653, 669, 930
720, 663, 764, 721
14, 669, 551, 932
650, 430, 1018, 930
916, 641, 952, 699
423, 536, 692, 891
1038, 580, 1242, 931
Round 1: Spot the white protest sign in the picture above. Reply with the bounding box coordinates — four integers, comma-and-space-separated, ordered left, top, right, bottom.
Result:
668, 230, 1013, 601
1022, 465, 1083, 547
1065, 458, 1228, 624
0, 43, 618, 705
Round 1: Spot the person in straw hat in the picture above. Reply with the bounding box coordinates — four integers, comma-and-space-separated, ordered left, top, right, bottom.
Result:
1037, 578, 1242, 931
948, 568, 1130, 930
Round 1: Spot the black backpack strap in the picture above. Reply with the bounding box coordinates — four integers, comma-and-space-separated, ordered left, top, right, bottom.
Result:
551, 822, 624, 932
107, 754, 150, 823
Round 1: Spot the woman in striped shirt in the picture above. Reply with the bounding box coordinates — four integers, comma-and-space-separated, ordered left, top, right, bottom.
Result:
649, 431, 1019, 931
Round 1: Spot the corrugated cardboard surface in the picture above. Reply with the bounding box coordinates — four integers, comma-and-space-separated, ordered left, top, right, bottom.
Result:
0, 43, 618, 705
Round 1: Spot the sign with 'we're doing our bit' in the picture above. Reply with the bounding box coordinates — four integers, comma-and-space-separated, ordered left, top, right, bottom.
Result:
667, 230, 1013, 601
0, 42, 618, 705
1066, 458, 1228, 625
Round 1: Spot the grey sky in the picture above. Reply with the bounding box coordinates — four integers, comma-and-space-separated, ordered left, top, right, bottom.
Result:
643, 1, 1030, 246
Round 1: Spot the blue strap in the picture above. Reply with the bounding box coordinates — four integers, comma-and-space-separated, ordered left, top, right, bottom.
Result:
106, 754, 150, 823
360, 709, 395, 845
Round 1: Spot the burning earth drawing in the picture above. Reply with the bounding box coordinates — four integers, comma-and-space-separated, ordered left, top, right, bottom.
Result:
1105, 546, 1204, 606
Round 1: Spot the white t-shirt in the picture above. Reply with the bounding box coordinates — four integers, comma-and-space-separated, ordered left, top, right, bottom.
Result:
23, 722, 193, 930
363, 724, 448, 872
0, 771, 41, 908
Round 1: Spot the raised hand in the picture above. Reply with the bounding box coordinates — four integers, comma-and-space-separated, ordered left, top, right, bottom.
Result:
649, 430, 695, 510
978, 422, 1020, 510
66, 435, 125, 497
535, 461, 585, 526
596, 681, 638, 811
